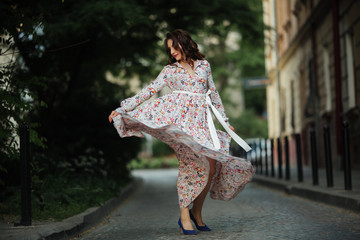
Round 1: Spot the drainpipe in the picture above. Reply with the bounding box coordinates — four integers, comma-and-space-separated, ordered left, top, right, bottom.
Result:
310, 0, 321, 165
332, 0, 342, 157
272, 0, 282, 138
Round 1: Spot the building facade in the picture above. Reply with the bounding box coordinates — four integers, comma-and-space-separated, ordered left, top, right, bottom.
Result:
263, 0, 360, 169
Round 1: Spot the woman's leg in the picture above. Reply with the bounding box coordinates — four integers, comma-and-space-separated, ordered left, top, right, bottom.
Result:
190, 157, 216, 226
180, 206, 194, 230
174, 142, 213, 231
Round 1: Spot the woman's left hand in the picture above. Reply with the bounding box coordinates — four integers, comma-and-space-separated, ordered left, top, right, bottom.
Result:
229, 125, 235, 131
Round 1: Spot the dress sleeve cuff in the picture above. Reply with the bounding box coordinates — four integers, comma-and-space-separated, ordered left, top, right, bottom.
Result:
120, 97, 137, 112
115, 107, 126, 113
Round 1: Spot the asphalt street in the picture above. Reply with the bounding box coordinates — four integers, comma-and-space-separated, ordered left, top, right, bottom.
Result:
75, 169, 360, 240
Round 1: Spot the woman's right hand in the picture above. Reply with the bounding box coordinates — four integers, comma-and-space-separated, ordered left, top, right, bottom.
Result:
108, 111, 120, 123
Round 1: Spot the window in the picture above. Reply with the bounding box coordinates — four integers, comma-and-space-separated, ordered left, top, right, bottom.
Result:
345, 31, 356, 110
322, 45, 332, 112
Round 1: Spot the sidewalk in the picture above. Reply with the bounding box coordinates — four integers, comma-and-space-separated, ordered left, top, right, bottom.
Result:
253, 166, 360, 212
0, 178, 142, 240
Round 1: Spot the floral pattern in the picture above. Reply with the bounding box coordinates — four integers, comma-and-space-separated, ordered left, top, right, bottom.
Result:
112, 60, 254, 208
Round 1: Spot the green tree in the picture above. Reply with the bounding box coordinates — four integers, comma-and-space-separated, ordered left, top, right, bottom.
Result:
1, 0, 264, 217
193, 0, 267, 136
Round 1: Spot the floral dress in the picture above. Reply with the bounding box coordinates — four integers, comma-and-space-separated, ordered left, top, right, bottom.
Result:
112, 59, 254, 208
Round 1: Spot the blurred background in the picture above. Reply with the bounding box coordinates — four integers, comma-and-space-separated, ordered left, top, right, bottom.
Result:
0, 0, 266, 221
2, 0, 359, 224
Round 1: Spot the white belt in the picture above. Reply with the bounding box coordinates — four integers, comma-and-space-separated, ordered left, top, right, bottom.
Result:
173, 90, 252, 152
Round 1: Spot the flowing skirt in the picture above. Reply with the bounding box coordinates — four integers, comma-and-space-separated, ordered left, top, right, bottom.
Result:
112, 92, 254, 207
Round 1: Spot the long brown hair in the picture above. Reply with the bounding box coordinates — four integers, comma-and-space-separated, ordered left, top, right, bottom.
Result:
164, 29, 205, 69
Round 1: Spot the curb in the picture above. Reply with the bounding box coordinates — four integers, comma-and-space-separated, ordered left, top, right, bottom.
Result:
253, 175, 360, 212
1, 177, 143, 240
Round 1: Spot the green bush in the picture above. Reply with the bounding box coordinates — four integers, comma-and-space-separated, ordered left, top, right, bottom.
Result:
127, 156, 178, 170
0, 172, 128, 221
151, 140, 174, 157
8, 176, 126, 221
0, 148, 133, 222
230, 109, 268, 139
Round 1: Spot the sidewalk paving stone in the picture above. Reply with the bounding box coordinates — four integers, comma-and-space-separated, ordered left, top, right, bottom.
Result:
253, 166, 360, 211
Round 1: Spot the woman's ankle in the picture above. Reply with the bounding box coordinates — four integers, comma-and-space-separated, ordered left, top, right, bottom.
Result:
180, 207, 190, 220
190, 207, 201, 216
190, 208, 203, 222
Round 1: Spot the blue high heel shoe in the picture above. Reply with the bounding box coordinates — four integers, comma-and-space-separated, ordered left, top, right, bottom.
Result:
189, 209, 212, 231
178, 218, 197, 235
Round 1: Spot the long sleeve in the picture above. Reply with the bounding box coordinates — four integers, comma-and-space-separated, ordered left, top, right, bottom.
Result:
206, 62, 229, 123
119, 65, 172, 112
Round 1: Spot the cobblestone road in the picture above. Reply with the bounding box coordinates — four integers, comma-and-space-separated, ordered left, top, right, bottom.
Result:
76, 169, 360, 240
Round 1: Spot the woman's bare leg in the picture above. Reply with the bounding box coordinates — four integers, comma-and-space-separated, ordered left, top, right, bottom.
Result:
190, 157, 216, 226
180, 206, 194, 230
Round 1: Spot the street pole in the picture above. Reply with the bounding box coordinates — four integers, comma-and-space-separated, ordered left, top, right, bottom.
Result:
19, 123, 31, 226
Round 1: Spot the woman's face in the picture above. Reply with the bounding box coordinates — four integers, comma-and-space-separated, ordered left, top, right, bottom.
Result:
167, 39, 183, 61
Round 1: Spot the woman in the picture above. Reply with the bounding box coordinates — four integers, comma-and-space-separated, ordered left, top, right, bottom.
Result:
109, 29, 254, 235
